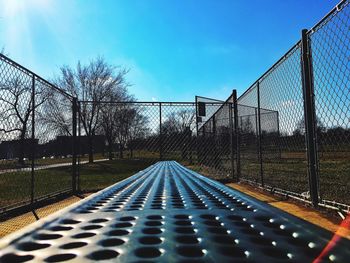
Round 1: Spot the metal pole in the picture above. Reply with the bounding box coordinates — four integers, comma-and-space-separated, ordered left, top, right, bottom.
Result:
301, 29, 319, 207
195, 96, 199, 136
257, 82, 264, 187
31, 76, 35, 206
212, 115, 216, 134
255, 107, 259, 159
233, 90, 240, 181
195, 96, 199, 164
159, 102, 163, 160
229, 91, 235, 179
276, 111, 282, 160
72, 97, 77, 194
77, 102, 81, 192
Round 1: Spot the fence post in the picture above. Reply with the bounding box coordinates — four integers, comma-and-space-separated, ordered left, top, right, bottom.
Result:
31, 76, 35, 207
195, 96, 199, 164
276, 111, 282, 160
159, 102, 163, 160
72, 97, 77, 194
233, 90, 240, 180
257, 82, 264, 187
229, 92, 235, 180
77, 102, 81, 192
301, 29, 319, 207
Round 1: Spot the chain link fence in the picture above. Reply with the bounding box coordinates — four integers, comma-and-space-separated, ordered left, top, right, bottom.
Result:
76, 101, 200, 192
196, 96, 234, 180
196, 0, 350, 212
0, 54, 76, 218
0, 0, 348, 235
309, 0, 350, 207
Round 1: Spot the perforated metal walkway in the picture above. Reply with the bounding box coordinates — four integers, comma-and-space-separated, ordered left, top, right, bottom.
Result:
0, 161, 349, 262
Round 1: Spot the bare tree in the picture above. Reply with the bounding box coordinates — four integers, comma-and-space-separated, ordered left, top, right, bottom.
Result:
162, 109, 195, 135
40, 92, 72, 137
99, 89, 133, 160
0, 76, 48, 165
108, 105, 150, 159
293, 116, 326, 136
127, 107, 149, 158
160, 109, 195, 159
54, 57, 129, 163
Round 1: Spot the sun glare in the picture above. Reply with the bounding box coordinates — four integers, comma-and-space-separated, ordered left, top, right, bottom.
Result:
1, 0, 52, 17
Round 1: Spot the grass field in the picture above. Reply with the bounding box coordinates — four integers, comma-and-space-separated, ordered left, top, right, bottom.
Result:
0, 158, 155, 210
0, 149, 348, 212
0, 153, 107, 170
189, 151, 349, 205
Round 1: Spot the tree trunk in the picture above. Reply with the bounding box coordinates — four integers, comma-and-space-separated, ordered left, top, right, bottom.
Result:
107, 139, 113, 160
119, 145, 123, 159
88, 136, 94, 163
18, 126, 27, 166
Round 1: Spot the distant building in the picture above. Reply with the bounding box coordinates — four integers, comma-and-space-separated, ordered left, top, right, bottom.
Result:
0, 135, 106, 160
0, 139, 38, 159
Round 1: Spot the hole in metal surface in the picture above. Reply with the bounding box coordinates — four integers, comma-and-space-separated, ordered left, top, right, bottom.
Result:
72, 232, 96, 239
1, 253, 34, 263
145, 221, 163, 226
286, 237, 309, 247
119, 216, 136, 221
241, 228, 260, 236
60, 242, 87, 249
203, 220, 221, 226
61, 219, 81, 225
200, 214, 217, 220
177, 246, 204, 257
17, 242, 50, 251
174, 214, 190, 219
273, 229, 293, 237
175, 220, 192, 226
114, 222, 133, 228
134, 247, 162, 258
212, 235, 236, 244
234, 221, 250, 227
227, 215, 242, 221
81, 225, 103, 230
139, 237, 162, 245
34, 234, 62, 240
175, 227, 196, 234
44, 253, 76, 262
254, 216, 270, 222
176, 236, 200, 244
147, 215, 163, 220
106, 230, 130, 236
142, 228, 163, 234
99, 238, 125, 247
262, 247, 289, 259
219, 247, 246, 258
49, 226, 73, 232
207, 227, 228, 235
87, 250, 119, 260
250, 237, 274, 246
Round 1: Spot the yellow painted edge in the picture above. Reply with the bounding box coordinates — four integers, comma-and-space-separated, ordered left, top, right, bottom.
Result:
226, 183, 350, 240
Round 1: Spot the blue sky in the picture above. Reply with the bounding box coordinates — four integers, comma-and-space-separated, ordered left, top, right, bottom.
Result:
0, 0, 339, 102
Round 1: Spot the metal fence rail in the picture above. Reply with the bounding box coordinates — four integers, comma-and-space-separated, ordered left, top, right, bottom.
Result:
0, 161, 349, 262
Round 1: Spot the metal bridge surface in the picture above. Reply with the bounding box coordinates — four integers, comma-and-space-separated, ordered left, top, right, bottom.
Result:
0, 161, 349, 262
